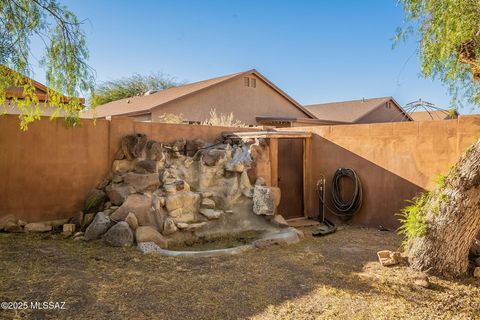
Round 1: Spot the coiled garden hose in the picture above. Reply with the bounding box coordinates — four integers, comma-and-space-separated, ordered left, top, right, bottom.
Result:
330, 168, 363, 217
316, 168, 363, 219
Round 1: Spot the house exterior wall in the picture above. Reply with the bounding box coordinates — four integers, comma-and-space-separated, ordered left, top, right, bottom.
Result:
150, 74, 309, 125
356, 102, 410, 123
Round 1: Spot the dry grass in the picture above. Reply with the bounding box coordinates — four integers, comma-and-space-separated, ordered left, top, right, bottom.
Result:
0, 225, 479, 320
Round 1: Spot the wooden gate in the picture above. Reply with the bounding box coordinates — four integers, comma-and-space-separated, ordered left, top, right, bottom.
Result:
277, 138, 304, 219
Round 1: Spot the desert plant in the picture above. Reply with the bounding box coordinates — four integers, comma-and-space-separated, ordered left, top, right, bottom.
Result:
157, 113, 185, 124
397, 193, 429, 249
201, 108, 247, 127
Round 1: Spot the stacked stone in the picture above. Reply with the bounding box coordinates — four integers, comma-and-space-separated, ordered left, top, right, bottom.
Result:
1, 132, 289, 250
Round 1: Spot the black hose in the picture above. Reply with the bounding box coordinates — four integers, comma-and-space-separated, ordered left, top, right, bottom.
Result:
330, 168, 363, 217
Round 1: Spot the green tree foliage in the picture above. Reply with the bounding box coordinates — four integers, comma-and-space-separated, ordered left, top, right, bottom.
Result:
397, 0, 480, 106
0, 0, 94, 130
91, 73, 181, 107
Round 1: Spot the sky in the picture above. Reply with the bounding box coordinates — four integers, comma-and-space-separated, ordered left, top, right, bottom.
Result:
30, 0, 476, 114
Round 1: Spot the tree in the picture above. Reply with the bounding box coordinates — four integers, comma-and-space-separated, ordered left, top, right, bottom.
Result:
0, 0, 93, 130
399, 139, 480, 277
397, 0, 480, 106
90, 73, 181, 107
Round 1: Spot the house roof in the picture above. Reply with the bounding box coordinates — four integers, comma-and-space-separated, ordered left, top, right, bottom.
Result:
409, 109, 459, 121
83, 69, 315, 119
3, 66, 85, 104
304, 97, 412, 123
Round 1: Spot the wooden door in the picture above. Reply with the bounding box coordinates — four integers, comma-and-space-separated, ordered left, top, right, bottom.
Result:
277, 138, 304, 219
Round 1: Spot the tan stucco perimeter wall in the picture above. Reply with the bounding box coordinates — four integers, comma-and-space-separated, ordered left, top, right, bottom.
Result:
285, 115, 480, 229
0, 115, 254, 223
150, 73, 308, 125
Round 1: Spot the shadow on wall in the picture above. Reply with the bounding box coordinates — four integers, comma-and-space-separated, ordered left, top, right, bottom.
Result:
310, 136, 425, 230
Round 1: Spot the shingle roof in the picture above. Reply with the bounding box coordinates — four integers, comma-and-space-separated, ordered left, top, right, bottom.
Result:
82, 69, 314, 119
304, 97, 411, 123
409, 110, 458, 121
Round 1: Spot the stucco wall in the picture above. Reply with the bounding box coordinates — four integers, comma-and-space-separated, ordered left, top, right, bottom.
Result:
150, 73, 309, 125
283, 115, 480, 228
0, 115, 254, 223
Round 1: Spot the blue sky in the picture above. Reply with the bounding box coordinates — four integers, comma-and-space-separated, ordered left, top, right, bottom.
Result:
31, 0, 476, 113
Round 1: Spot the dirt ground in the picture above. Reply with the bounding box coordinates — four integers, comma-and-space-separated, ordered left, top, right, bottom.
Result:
0, 225, 479, 320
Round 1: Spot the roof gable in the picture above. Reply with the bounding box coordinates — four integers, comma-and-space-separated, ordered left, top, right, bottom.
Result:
305, 97, 412, 123
85, 69, 314, 119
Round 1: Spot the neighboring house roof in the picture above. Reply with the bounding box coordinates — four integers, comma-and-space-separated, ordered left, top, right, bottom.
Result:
3, 67, 85, 104
410, 109, 459, 121
83, 69, 315, 119
304, 97, 412, 123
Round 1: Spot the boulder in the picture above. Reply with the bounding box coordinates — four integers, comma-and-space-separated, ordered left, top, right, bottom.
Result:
146, 141, 165, 161
135, 226, 167, 248
83, 189, 107, 213
106, 184, 135, 206
125, 212, 139, 230
186, 139, 205, 157
110, 194, 151, 222
255, 177, 266, 186
253, 185, 275, 216
176, 222, 207, 231
103, 222, 133, 247
240, 171, 254, 198
112, 159, 135, 174
163, 218, 178, 235
134, 160, 157, 174
69, 211, 84, 229
225, 145, 252, 173
201, 198, 216, 209
172, 138, 186, 155
0, 215, 16, 231
17, 220, 27, 227
24, 222, 52, 232
123, 172, 160, 192
84, 212, 113, 240
169, 209, 195, 223
271, 187, 281, 207
81, 213, 95, 230
165, 192, 200, 223
137, 242, 162, 254
165, 192, 200, 212
121, 133, 147, 160
152, 194, 166, 211
134, 206, 161, 228
112, 174, 123, 183
202, 149, 226, 166
199, 208, 223, 220
5, 221, 23, 233
104, 201, 112, 210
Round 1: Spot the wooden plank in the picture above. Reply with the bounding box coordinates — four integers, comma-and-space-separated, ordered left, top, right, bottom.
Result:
269, 138, 278, 187
303, 137, 312, 218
